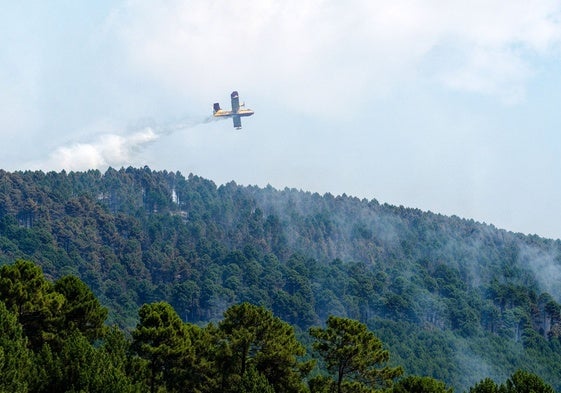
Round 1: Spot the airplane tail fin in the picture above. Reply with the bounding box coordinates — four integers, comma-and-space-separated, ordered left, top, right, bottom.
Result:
213, 103, 221, 113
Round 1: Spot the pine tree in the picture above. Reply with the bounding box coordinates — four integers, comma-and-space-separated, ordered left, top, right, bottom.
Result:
54, 275, 108, 341
310, 316, 403, 393
132, 302, 193, 393
0, 301, 32, 393
0, 259, 64, 349
218, 302, 312, 393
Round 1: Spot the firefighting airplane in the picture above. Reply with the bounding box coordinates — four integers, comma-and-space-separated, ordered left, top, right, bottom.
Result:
213, 91, 254, 129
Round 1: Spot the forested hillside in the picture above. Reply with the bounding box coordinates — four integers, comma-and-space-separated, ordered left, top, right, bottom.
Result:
1, 167, 561, 391
4, 259, 555, 393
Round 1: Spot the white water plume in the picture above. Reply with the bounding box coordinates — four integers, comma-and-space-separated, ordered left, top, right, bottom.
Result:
34, 116, 215, 171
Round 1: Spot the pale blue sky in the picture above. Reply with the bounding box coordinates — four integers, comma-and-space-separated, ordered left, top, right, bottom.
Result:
2, 1, 561, 239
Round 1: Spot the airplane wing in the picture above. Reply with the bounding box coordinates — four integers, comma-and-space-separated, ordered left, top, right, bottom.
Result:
230, 91, 240, 113
233, 115, 242, 129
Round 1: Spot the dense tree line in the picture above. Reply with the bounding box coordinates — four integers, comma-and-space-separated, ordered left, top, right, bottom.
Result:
0, 260, 555, 393
1, 168, 561, 390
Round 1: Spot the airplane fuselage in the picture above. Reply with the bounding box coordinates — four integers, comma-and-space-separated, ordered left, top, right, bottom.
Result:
213, 91, 254, 129
213, 108, 255, 118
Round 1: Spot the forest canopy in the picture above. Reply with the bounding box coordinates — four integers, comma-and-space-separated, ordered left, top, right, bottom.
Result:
1, 167, 561, 390
0, 259, 556, 393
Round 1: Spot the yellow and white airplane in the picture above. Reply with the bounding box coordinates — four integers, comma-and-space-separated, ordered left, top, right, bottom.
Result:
213, 91, 254, 129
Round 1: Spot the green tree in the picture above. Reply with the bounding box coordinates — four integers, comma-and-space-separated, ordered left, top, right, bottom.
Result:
33, 331, 136, 393
502, 370, 554, 393
308, 375, 334, 393
178, 322, 225, 393
218, 302, 312, 393
54, 275, 108, 341
0, 260, 64, 349
393, 376, 454, 393
469, 378, 500, 393
0, 301, 32, 393
101, 326, 135, 378
239, 364, 275, 393
132, 301, 193, 393
310, 316, 402, 393
469, 371, 555, 393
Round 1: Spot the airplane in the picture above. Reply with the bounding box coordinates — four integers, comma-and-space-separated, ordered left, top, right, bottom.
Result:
213, 91, 254, 129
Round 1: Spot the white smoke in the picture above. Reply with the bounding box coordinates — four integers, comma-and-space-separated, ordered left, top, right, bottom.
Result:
33, 116, 215, 172
520, 243, 561, 300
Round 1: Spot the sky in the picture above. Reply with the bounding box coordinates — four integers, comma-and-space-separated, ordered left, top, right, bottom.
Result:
2, 0, 561, 239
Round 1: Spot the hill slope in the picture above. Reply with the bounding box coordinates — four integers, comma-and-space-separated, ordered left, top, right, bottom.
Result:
1, 167, 561, 390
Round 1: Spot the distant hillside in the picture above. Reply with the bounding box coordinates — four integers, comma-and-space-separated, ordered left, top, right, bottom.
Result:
1, 167, 561, 391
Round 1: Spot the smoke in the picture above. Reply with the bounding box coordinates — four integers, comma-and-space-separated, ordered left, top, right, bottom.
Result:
519, 243, 561, 300
154, 115, 218, 136
33, 116, 216, 171
455, 339, 503, 390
